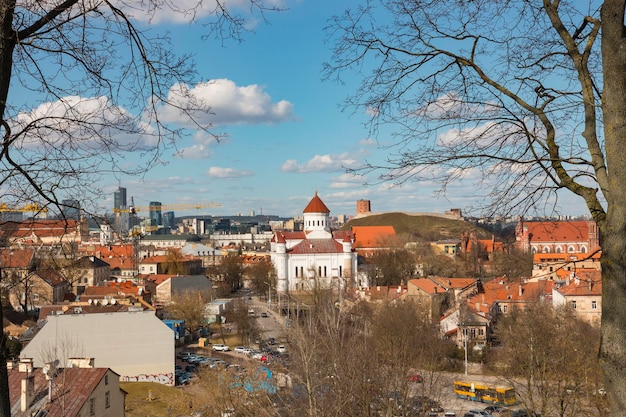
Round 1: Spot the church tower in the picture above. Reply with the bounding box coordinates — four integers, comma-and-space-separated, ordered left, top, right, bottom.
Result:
302, 192, 331, 238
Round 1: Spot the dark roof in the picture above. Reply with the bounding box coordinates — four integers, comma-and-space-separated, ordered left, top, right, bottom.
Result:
8, 366, 113, 417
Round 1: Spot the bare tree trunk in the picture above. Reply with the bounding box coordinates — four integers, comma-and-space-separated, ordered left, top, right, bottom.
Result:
600, 1, 626, 414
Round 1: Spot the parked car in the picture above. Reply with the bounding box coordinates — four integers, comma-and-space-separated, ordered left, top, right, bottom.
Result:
467, 410, 491, 417
277, 345, 286, 353
268, 337, 276, 345
242, 348, 254, 355
185, 365, 197, 373
177, 351, 195, 360
261, 312, 268, 317
234, 346, 247, 353
511, 410, 541, 417
407, 373, 423, 383
484, 405, 508, 416
212, 344, 230, 351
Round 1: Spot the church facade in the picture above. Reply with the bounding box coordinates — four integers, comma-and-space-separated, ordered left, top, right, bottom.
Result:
270, 193, 358, 294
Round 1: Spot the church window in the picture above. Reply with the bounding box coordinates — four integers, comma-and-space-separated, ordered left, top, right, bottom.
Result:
295, 267, 298, 277
339, 266, 342, 277
324, 266, 327, 277
318, 266, 322, 276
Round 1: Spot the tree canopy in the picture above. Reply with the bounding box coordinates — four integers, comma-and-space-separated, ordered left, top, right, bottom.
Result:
326, 1, 626, 412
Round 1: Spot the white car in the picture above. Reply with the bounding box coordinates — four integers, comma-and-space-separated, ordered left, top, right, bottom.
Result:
277, 345, 286, 353
233, 346, 246, 353
212, 344, 230, 351
242, 348, 254, 355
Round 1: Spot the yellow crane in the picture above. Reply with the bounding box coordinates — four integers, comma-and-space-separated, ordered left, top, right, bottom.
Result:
0, 203, 48, 213
113, 201, 221, 214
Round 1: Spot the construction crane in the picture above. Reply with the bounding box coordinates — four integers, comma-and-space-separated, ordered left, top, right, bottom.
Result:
113, 201, 221, 214
0, 203, 48, 213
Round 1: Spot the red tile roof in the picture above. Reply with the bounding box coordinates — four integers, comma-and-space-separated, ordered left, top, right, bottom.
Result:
32, 269, 67, 287
1, 219, 81, 239
0, 247, 35, 268
408, 278, 447, 295
429, 277, 477, 290
351, 225, 396, 248
144, 274, 177, 285
302, 193, 330, 214
289, 239, 344, 254
523, 220, 593, 242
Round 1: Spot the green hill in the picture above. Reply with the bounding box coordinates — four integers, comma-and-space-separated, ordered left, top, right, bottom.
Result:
342, 212, 493, 242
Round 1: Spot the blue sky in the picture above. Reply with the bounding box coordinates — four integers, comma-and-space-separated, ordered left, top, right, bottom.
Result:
103, 0, 449, 219
14, 0, 592, 220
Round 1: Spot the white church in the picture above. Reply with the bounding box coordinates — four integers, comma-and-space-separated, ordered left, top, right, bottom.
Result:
270, 193, 359, 294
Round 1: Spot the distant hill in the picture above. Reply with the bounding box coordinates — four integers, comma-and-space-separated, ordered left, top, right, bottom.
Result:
342, 212, 494, 242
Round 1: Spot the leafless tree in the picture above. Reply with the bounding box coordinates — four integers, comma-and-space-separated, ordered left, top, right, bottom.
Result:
164, 289, 211, 334
0, 2, 281, 414
493, 303, 606, 417
325, 1, 626, 411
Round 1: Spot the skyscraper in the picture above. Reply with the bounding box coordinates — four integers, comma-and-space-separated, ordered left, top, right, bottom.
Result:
114, 187, 127, 210
149, 201, 162, 226
61, 199, 81, 220
113, 187, 129, 234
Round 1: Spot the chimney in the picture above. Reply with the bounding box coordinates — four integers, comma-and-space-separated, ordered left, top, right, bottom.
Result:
18, 358, 33, 373
21, 374, 34, 412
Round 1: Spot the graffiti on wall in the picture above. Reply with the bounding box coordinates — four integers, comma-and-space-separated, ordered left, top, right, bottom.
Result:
121, 372, 174, 385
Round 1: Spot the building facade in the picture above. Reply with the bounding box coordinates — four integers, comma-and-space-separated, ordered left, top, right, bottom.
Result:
270, 193, 358, 293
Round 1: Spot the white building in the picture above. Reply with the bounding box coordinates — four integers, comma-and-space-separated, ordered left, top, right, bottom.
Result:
20, 310, 175, 385
270, 193, 358, 294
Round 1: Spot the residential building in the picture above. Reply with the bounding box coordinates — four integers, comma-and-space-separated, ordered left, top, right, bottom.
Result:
11, 269, 70, 313
139, 254, 203, 275
0, 248, 37, 311
7, 359, 125, 417
72, 256, 111, 295
531, 251, 601, 280
552, 270, 602, 326
20, 310, 175, 385
271, 193, 359, 293
146, 274, 212, 306
403, 278, 450, 320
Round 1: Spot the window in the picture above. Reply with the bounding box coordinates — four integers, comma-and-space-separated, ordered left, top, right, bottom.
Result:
105, 374, 109, 385
323, 266, 327, 277
592, 300, 597, 309
339, 266, 342, 277
503, 305, 508, 313
571, 300, 577, 309
89, 398, 95, 415
105, 391, 110, 408
295, 267, 298, 278
478, 329, 484, 336
33, 293, 39, 301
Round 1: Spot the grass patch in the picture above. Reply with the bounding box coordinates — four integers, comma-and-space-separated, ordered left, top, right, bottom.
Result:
122, 382, 198, 417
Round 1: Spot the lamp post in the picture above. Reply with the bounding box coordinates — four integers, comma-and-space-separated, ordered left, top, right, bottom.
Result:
464, 326, 468, 376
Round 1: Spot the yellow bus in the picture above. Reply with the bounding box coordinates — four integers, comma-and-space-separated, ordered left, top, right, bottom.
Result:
453, 380, 517, 406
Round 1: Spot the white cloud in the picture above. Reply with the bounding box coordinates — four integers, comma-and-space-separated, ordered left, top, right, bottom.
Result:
114, 0, 287, 25
359, 137, 377, 146
281, 153, 359, 173
329, 173, 366, 189
207, 166, 253, 178
13, 95, 148, 150
157, 79, 296, 127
